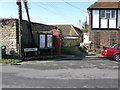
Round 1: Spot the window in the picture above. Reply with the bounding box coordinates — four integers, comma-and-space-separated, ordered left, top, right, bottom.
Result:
110, 44, 118, 48
101, 10, 116, 19
106, 10, 110, 19
118, 46, 120, 50
101, 10, 105, 18
111, 10, 116, 18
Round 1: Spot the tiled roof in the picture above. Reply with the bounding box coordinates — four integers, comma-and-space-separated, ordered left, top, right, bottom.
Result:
54, 24, 82, 36
88, 1, 120, 9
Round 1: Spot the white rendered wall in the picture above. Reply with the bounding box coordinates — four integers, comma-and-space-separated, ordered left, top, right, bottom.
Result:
92, 10, 99, 28
118, 10, 120, 28
109, 19, 116, 28
101, 19, 107, 28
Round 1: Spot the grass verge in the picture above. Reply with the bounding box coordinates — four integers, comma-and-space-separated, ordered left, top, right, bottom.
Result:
0, 59, 22, 64
87, 49, 102, 54
61, 46, 76, 55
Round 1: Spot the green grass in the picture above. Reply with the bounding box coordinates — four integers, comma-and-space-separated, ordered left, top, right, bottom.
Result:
61, 46, 76, 55
0, 59, 22, 64
88, 49, 102, 54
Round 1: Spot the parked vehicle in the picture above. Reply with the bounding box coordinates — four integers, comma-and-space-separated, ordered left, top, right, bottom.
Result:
102, 44, 120, 61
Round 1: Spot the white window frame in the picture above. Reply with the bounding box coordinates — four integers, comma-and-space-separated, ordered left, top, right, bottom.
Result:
106, 10, 111, 19
101, 10, 116, 19
111, 10, 116, 18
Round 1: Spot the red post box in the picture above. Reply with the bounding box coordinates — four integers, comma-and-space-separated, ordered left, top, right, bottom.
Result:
50, 29, 61, 55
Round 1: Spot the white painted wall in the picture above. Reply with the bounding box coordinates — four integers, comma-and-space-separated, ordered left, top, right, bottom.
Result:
87, 16, 89, 25
109, 19, 116, 28
118, 10, 120, 29
101, 19, 107, 28
92, 10, 99, 28
83, 33, 91, 44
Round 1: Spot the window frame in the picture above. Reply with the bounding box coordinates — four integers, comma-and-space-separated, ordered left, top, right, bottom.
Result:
100, 10, 116, 19
111, 10, 116, 18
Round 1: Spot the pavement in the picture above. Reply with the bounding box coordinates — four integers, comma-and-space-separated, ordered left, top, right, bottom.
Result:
18, 53, 104, 65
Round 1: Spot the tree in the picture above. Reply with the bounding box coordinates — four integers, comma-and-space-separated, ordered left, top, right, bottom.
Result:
81, 21, 88, 33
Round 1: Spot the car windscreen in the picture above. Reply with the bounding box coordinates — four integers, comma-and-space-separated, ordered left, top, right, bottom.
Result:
110, 44, 118, 48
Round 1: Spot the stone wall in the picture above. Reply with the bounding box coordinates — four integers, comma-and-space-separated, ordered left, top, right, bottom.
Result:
0, 19, 18, 55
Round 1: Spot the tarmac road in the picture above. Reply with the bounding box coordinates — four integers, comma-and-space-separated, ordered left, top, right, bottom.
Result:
1, 54, 119, 88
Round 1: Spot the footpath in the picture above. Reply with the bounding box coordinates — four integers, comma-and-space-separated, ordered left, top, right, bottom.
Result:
18, 47, 103, 64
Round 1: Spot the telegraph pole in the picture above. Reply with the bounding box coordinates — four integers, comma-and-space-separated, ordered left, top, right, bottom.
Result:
16, 0, 24, 59
23, 0, 35, 47
79, 20, 81, 29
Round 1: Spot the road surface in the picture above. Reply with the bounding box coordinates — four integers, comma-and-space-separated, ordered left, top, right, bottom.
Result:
1, 54, 119, 88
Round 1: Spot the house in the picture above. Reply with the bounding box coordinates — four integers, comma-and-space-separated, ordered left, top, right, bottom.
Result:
87, 0, 120, 49
54, 24, 83, 46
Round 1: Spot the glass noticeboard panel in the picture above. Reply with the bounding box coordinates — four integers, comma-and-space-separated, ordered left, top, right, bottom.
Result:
40, 35, 45, 48
47, 35, 52, 48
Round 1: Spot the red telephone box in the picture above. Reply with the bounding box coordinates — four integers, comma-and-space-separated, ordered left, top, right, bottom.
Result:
50, 29, 61, 55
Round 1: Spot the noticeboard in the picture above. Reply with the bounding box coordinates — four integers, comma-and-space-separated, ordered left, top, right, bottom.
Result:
39, 35, 45, 48
47, 35, 53, 48
39, 34, 53, 49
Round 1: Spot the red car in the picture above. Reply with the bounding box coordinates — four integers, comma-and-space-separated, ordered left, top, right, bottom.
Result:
102, 44, 120, 61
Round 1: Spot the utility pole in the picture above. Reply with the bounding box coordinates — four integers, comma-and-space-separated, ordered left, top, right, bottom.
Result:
23, 0, 35, 47
79, 20, 81, 29
16, 0, 24, 59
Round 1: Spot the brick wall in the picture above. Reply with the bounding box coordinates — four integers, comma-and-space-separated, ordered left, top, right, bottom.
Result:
89, 30, 120, 49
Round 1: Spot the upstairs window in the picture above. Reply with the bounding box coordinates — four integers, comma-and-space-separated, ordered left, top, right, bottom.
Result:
101, 10, 116, 19
101, 10, 105, 18
111, 10, 116, 18
106, 10, 110, 19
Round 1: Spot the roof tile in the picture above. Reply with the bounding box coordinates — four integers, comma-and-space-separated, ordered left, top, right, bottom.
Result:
88, 1, 120, 9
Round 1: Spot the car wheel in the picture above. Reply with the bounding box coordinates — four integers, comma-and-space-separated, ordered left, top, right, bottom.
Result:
113, 54, 120, 61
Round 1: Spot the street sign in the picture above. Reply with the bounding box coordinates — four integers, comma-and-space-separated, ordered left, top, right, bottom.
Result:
24, 48, 38, 52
